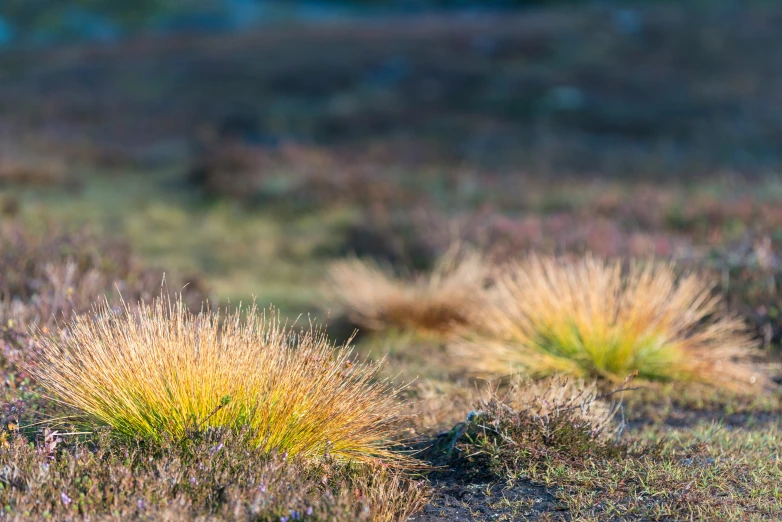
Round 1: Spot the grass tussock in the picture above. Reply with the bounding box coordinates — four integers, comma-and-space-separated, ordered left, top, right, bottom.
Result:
327, 251, 488, 335
29, 296, 408, 467
462, 256, 763, 387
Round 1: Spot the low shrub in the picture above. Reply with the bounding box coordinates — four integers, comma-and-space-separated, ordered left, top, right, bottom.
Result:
430, 378, 624, 478
0, 427, 429, 521
0, 221, 206, 328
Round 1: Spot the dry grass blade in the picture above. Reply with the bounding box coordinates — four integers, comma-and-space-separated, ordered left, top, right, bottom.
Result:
28, 295, 410, 467
327, 250, 488, 336
499, 377, 621, 440
459, 255, 764, 388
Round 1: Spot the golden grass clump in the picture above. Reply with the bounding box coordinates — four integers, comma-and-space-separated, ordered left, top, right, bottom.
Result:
327, 252, 488, 335
462, 255, 763, 387
29, 296, 407, 466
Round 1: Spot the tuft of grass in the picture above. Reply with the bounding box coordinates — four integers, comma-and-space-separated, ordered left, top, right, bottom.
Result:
28, 295, 408, 467
461, 256, 764, 387
327, 251, 488, 336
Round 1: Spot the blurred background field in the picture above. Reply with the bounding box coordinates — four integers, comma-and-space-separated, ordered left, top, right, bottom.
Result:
2, 1, 782, 357
3, 0, 782, 347
3, 0, 782, 310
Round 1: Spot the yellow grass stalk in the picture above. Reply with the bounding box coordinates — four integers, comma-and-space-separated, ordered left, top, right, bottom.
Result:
29, 296, 408, 466
327, 251, 488, 335
461, 255, 763, 388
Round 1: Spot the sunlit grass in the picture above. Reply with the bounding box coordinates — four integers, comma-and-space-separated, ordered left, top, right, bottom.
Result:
29, 295, 409, 466
461, 255, 763, 388
327, 251, 488, 336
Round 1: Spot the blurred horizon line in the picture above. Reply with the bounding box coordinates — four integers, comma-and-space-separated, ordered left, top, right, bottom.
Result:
0, 0, 569, 49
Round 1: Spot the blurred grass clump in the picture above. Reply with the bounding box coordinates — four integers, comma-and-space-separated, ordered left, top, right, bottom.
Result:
460, 256, 762, 387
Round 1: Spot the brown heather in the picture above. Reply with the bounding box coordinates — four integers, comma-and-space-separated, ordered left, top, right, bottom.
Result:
499, 377, 620, 440
423, 377, 625, 480
0, 428, 429, 521
28, 295, 410, 467
327, 251, 488, 336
